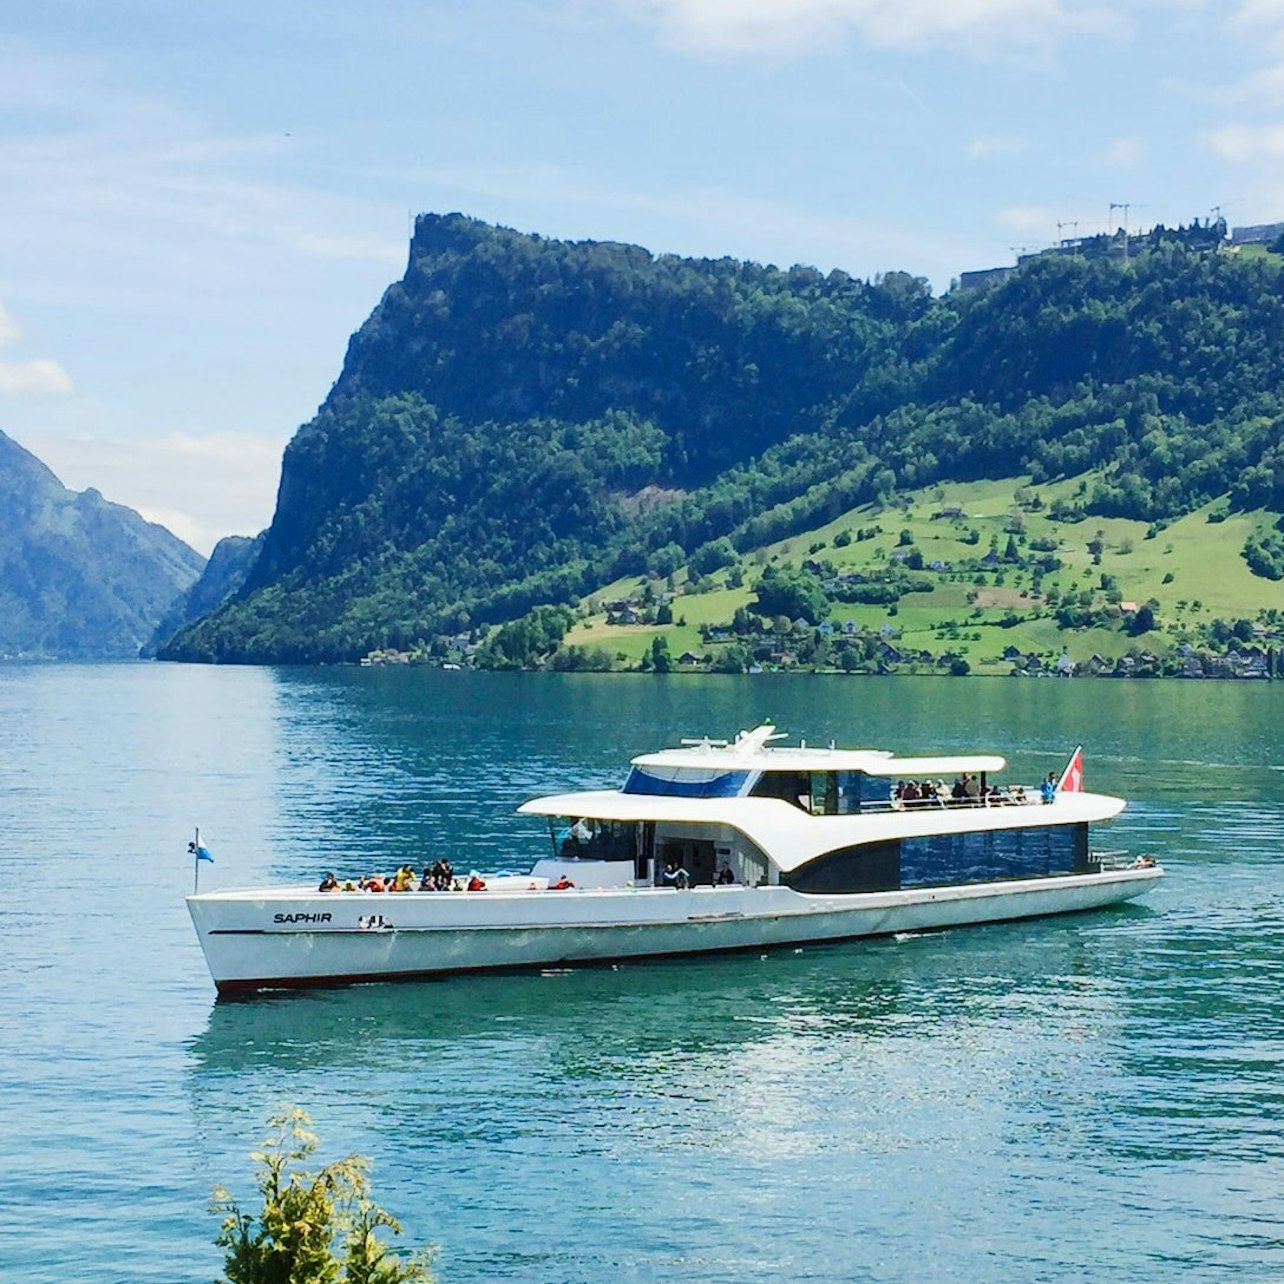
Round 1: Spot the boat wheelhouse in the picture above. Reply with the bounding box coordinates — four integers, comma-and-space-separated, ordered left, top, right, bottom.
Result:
187, 726, 1160, 993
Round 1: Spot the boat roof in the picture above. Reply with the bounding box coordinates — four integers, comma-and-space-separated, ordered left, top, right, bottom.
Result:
629, 724, 1005, 777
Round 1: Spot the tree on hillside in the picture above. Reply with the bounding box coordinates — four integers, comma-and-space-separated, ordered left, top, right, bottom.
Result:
646, 636, 674, 673
213, 1108, 435, 1283
1127, 603, 1156, 636
752, 564, 831, 625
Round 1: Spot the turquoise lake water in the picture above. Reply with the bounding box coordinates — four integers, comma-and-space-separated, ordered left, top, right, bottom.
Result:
1, 665, 1283, 1282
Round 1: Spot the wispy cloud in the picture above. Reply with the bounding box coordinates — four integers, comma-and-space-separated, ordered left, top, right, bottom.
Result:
0, 38, 405, 320
293, 231, 405, 263
998, 205, 1057, 237
0, 359, 74, 398
967, 134, 1027, 159
1107, 136, 1146, 168
19, 429, 288, 554
0, 302, 22, 347
0, 298, 74, 398
607, 0, 1122, 55
1200, 120, 1284, 161
1198, 2, 1284, 106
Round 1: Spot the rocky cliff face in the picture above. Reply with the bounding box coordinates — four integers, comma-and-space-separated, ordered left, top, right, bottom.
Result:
0, 430, 206, 659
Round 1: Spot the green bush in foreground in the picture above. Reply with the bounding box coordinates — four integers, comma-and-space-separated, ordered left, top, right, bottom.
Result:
213, 1108, 436, 1283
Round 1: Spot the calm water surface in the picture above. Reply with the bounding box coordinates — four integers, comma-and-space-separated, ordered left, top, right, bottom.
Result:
1, 667, 1283, 1282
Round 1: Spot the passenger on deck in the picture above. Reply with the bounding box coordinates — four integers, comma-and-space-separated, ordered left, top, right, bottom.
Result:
362, 874, 386, 893
318, 872, 339, 892
951, 775, 967, 802
561, 817, 592, 856
467, 872, 487, 891
419, 866, 435, 891
392, 865, 415, 893
964, 773, 981, 803
715, 862, 735, 885
661, 861, 689, 889
1041, 773, 1057, 805
552, 874, 575, 889
434, 859, 454, 890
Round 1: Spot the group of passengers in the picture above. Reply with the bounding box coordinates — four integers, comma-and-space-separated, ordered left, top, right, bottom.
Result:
659, 860, 736, 889
894, 779, 953, 807
317, 859, 488, 894
891, 775, 1035, 809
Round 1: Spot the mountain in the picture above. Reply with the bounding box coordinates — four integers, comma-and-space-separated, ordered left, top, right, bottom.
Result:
162, 214, 1284, 665
0, 430, 206, 659
144, 531, 265, 656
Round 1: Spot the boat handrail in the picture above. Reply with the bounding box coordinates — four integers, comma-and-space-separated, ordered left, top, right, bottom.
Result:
1091, 849, 1132, 870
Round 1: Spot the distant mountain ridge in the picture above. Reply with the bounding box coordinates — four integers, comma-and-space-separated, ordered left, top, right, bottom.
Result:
144, 531, 265, 656
161, 213, 1284, 664
0, 430, 205, 659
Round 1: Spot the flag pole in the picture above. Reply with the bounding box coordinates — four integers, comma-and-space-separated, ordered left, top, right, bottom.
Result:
193, 825, 201, 895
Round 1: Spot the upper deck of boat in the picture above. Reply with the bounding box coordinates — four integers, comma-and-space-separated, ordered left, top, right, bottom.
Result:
630, 724, 1005, 778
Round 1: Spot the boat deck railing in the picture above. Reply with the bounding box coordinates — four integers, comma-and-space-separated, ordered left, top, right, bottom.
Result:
1091, 850, 1132, 871
862, 790, 1038, 814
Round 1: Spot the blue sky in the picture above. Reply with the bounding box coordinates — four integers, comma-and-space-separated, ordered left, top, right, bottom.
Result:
2, 0, 1282, 552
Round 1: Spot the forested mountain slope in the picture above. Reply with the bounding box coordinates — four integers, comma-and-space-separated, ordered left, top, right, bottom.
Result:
0, 430, 205, 659
143, 531, 265, 657
162, 215, 1284, 664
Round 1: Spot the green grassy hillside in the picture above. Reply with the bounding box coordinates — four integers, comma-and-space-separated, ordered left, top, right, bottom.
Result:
558, 473, 1284, 675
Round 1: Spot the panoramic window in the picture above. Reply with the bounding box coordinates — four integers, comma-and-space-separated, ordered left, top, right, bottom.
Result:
901, 824, 1084, 887
622, 768, 749, 798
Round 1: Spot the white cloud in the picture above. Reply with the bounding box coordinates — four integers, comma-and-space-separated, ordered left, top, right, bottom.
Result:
19, 429, 288, 555
1232, 0, 1284, 41
0, 359, 74, 397
1201, 120, 1284, 161
1107, 136, 1146, 168
0, 301, 22, 347
293, 231, 406, 263
967, 134, 1027, 159
609, 0, 1121, 54
0, 298, 73, 398
998, 205, 1057, 236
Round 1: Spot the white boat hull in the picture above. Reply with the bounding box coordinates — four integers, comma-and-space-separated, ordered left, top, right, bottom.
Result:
188, 867, 1161, 994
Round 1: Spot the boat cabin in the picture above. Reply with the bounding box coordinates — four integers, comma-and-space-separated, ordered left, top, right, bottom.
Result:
519, 726, 1103, 896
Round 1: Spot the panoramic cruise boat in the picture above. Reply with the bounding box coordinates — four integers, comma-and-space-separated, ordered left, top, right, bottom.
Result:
187, 726, 1162, 994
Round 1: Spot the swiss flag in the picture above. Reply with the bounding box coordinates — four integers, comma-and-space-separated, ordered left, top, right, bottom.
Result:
1058, 746, 1084, 793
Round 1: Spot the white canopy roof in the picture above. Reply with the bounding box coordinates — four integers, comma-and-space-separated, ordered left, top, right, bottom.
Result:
517, 789, 1125, 873
629, 724, 1005, 777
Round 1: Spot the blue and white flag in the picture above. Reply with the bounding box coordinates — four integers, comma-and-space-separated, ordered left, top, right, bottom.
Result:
188, 840, 214, 863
